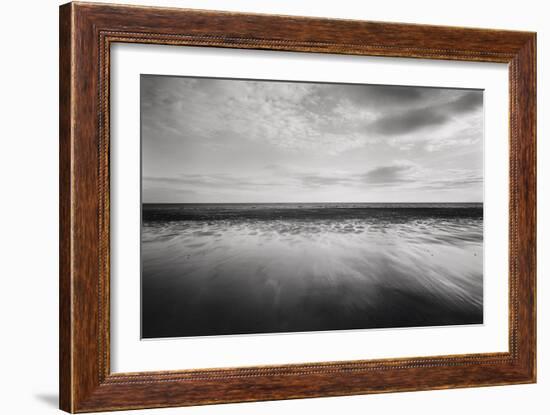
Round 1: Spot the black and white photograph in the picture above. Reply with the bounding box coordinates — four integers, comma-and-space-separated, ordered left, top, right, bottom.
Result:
140, 75, 484, 339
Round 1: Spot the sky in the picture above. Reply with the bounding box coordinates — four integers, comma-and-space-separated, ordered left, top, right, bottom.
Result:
141, 75, 483, 203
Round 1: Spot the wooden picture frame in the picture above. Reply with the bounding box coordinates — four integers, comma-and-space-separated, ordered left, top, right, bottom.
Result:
59, 2, 536, 412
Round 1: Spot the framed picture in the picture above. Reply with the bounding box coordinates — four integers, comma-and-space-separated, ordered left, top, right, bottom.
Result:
59, 2, 536, 412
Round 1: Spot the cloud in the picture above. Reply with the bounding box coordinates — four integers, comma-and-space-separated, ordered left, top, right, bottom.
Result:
369, 108, 449, 136
446, 91, 483, 113
142, 75, 483, 159
143, 174, 283, 190
361, 163, 482, 193
417, 170, 483, 190
367, 90, 483, 137
145, 166, 481, 194
342, 84, 428, 108
362, 162, 417, 185
312, 84, 439, 112
300, 175, 353, 187
146, 170, 359, 192
141, 76, 483, 203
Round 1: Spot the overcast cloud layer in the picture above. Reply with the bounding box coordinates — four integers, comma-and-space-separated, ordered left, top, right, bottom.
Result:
141, 75, 483, 203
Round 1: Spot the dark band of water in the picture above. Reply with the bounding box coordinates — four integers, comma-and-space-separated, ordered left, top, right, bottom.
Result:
143, 202, 483, 222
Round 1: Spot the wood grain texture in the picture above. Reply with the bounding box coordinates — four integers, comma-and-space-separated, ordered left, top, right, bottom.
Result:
59, 2, 536, 412
59, 3, 73, 411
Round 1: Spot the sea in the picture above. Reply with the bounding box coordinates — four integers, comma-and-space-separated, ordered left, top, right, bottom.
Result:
141, 203, 483, 338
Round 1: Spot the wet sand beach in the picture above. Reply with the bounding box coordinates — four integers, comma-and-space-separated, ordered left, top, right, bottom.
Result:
141, 203, 483, 338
